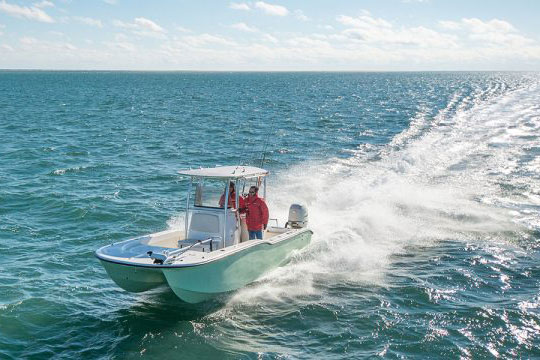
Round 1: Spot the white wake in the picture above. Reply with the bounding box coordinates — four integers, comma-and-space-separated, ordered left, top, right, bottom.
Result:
230, 76, 540, 303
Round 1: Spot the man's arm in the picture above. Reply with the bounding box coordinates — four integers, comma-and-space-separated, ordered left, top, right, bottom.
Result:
261, 200, 269, 229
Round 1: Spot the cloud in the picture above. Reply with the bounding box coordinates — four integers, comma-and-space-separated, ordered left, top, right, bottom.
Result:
337, 12, 457, 48
262, 33, 278, 43
1, 44, 14, 51
231, 22, 258, 32
176, 25, 191, 33
19, 36, 76, 51
48, 30, 64, 37
113, 17, 166, 38
0, 0, 54, 23
440, 17, 534, 47
182, 33, 237, 47
134, 17, 165, 33
255, 1, 288, 16
294, 9, 309, 21
105, 40, 135, 52
101, 34, 136, 52
462, 18, 515, 34
438, 20, 461, 30
318, 24, 334, 31
33, 1, 54, 8
2, 7, 540, 71
229, 2, 250, 11
73, 16, 103, 28
337, 12, 392, 29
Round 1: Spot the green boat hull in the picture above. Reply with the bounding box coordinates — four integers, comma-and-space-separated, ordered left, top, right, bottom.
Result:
162, 229, 312, 303
99, 259, 166, 292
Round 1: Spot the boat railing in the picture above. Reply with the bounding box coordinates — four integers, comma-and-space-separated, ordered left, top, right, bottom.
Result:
147, 237, 217, 264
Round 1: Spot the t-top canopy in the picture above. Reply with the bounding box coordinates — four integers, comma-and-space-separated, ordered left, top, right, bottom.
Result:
178, 165, 268, 179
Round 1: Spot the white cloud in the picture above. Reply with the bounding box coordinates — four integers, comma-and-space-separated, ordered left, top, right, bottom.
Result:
19, 36, 76, 51
438, 20, 461, 30
134, 17, 165, 33
231, 22, 258, 32
1, 44, 14, 51
113, 20, 133, 29
101, 34, 136, 52
73, 16, 103, 28
176, 25, 191, 33
337, 13, 392, 29
462, 18, 515, 34
255, 1, 288, 16
34, 1, 54, 9
294, 9, 308, 21
0, 1, 54, 23
114, 33, 128, 41
2, 8, 540, 71
262, 33, 278, 43
229, 2, 250, 11
182, 33, 237, 47
105, 40, 135, 52
20, 36, 37, 45
48, 30, 64, 37
440, 17, 534, 47
113, 17, 167, 38
337, 12, 457, 48
103, 0, 117, 4
318, 24, 334, 31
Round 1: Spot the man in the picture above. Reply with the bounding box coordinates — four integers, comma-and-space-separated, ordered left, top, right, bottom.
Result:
244, 185, 269, 240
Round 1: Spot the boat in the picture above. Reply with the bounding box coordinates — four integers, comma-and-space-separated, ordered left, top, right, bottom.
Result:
95, 165, 312, 303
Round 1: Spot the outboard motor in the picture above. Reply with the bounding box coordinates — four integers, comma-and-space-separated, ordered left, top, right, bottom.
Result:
287, 204, 308, 228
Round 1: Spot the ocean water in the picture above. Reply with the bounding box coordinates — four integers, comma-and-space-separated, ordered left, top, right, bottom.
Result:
0, 71, 539, 359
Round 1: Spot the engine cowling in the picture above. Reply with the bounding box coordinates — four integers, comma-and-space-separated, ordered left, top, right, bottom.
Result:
287, 204, 308, 228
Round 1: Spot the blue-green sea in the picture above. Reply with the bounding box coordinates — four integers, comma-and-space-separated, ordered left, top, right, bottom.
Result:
1, 71, 539, 359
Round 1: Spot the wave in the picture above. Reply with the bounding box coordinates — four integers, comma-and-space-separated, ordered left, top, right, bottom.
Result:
163, 75, 540, 306
228, 75, 540, 303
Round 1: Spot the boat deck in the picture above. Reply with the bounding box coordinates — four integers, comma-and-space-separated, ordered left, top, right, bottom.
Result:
148, 229, 284, 250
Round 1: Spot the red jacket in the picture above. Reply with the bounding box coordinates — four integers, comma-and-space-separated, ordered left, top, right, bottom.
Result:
219, 191, 244, 209
244, 195, 269, 231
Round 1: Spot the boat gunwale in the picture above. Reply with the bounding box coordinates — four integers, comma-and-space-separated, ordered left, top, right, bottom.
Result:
95, 227, 312, 269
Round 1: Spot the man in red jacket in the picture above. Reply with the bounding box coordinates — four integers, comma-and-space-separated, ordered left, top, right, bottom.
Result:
244, 185, 269, 240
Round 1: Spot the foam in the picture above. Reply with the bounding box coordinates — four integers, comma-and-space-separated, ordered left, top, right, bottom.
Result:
230, 77, 540, 303
169, 77, 540, 304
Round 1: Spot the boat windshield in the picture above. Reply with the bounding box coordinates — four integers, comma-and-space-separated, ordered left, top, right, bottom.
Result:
193, 179, 230, 208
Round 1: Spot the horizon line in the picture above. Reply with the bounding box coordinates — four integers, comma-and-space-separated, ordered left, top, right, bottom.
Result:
1, 68, 538, 73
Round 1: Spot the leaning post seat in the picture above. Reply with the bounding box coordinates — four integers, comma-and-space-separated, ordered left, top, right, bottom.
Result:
185, 207, 238, 249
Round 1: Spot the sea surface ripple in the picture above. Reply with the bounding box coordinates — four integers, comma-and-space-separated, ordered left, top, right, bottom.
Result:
0, 71, 539, 359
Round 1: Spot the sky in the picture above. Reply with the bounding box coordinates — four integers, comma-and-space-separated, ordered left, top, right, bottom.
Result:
0, 0, 539, 71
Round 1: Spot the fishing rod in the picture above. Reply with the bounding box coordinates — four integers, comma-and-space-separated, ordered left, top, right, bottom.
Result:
260, 131, 271, 168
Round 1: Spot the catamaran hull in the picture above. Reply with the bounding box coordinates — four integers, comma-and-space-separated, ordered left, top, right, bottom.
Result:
98, 259, 166, 292
162, 230, 312, 303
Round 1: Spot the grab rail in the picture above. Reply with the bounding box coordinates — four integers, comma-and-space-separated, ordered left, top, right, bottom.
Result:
147, 238, 216, 264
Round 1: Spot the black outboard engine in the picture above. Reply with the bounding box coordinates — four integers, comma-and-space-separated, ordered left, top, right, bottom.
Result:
286, 204, 309, 228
